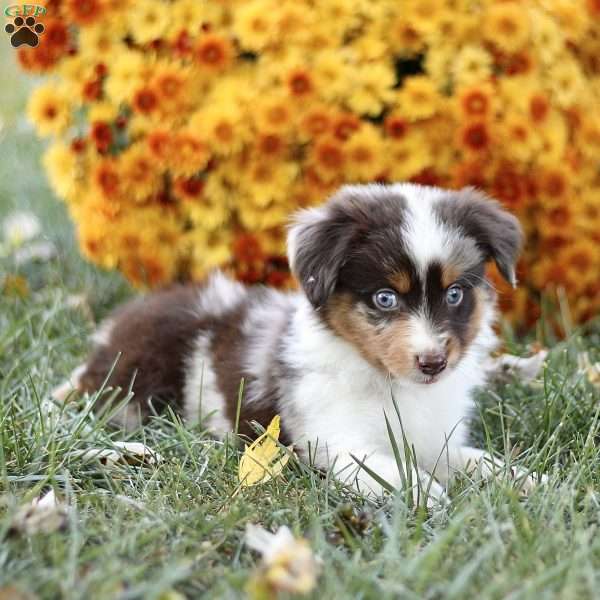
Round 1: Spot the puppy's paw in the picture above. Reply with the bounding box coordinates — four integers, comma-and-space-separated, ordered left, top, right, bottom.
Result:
406, 471, 449, 510
509, 467, 548, 495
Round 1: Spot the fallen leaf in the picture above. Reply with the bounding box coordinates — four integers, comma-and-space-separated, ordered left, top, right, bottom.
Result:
238, 415, 291, 487
245, 524, 320, 599
488, 349, 548, 383
9, 490, 68, 536
69, 442, 163, 467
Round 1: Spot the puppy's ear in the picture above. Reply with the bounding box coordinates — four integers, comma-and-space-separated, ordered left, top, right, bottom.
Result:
438, 187, 523, 287
287, 203, 359, 308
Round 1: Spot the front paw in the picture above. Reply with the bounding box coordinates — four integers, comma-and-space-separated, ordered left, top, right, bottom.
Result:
509, 467, 548, 495
402, 470, 449, 510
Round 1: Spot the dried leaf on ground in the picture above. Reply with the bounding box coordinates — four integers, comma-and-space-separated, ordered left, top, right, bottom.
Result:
238, 415, 291, 487
488, 349, 548, 383
69, 442, 163, 467
9, 490, 68, 536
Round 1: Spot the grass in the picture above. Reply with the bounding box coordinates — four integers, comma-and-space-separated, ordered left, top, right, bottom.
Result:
2, 46, 600, 599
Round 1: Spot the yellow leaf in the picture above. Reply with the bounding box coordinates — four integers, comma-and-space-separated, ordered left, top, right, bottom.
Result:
238, 415, 291, 487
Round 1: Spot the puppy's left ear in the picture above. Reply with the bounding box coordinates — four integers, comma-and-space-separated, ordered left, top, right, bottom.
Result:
438, 187, 523, 287
287, 203, 360, 308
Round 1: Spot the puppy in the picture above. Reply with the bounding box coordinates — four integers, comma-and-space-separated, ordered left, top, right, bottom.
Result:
57, 183, 539, 502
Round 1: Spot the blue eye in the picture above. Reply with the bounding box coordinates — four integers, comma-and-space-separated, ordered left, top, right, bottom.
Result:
373, 289, 399, 311
446, 285, 464, 306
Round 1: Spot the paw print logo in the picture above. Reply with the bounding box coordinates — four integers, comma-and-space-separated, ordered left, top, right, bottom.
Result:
5, 16, 45, 48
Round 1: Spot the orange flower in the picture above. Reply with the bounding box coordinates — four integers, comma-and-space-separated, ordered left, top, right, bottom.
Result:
287, 68, 315, 98
332, 113, 361, 141
174, 176, 205, 202
256, 133, 287, 158
66, 0, 105, 26
132, 87, 159, 115
311, 137, 346, 181
384, 114, 409, 139
93, 159, 121, 200
195, 34, 234, 72
299, 106, 332, 139
90, 121, 113, 153
458, 121, 491, 153
529, 93, 550, 123
457, 84, 495, 119
147, 129, 173, 166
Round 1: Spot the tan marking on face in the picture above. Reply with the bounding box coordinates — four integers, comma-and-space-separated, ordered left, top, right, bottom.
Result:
325, 293, 414, 376
447, 287, 485, 368
441, 264, 461, 288
390, 270, 411, 294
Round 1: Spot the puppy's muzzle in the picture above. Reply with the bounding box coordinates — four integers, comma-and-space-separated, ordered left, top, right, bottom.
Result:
416, 352, 448, 376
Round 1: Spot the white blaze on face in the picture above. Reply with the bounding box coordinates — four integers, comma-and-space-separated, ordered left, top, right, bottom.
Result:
406, 312, 446, 358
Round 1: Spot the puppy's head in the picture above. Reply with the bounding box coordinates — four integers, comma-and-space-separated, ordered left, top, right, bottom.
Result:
288, 183, 522, 384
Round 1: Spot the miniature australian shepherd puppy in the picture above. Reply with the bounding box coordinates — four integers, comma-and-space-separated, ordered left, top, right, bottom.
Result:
57, 183, 542, 503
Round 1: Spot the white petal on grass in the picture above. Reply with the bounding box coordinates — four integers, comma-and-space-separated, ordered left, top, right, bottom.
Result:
2, 211, 41, 246
13, 240, 56, 265
245, 524, 320, 595
69, 442, 163, 467
10, 490, 68, 535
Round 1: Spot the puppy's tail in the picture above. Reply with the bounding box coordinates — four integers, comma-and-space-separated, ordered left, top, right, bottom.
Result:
52, 363, 86, 402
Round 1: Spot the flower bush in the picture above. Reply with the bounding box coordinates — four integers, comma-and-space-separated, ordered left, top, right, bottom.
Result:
19, 0, 600, 328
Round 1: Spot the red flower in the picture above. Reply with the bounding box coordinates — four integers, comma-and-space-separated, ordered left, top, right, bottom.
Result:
90, 121, 113, 153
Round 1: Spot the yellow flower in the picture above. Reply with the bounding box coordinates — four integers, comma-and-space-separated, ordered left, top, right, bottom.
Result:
536, 111, 568, 167
119, 143, 163, 202
43, 142, 84, 202
188, 103, 249, 156
548, 61, 586, 108
530, 9, 565, 64
168, 130, 210, 178
451, 45, 493, 88
104, 49, 145, 103
346, 63, 395, 116
79, 23, 127, 60
168, 0, 207, 38
483, 2, 531, 53
498, 112, 542, 163
312, 50, 353, 103
344, 124, 386, 181
403, 0, 447, 35
425, 44, 453, 88
396, 76, 440, 121
578, 114, 600, 161
240, 160, 299, 208
128, 0, 169, 44
387, 14, 426, 55
548, 0, 589, 44
27, 85, 71, 137
254, 93, 296, 134
187, 228, 233, 280
233, 1, 276, 52
385, 130, 432, 181
88, 101, 119, 123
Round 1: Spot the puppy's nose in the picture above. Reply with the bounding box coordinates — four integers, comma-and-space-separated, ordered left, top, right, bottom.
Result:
416, 352, 448, 376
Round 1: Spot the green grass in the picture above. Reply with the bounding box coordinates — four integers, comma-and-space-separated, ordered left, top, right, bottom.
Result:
2, 46, 600, 599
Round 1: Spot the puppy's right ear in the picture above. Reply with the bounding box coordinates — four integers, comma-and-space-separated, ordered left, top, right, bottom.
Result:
287, 204, 359, 309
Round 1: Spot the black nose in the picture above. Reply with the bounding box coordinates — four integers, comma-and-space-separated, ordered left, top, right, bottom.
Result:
416, 353, 448, 376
